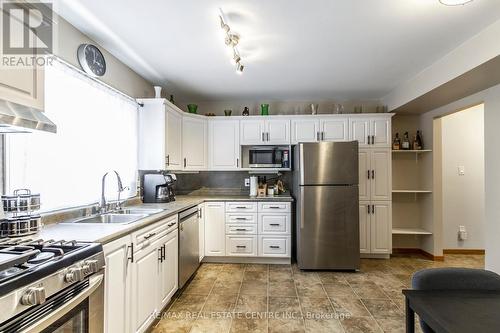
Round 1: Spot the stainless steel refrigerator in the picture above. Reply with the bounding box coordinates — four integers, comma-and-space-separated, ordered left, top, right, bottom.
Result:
293, 141, 360, 270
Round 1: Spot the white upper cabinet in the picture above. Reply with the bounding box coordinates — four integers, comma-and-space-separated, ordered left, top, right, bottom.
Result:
208, 120, 240, 169
267, 119, 290, 144
138, 99, 166, 170
358, 149, 371, 201
349, 116, 391, 147
291, 118, 320, 144
240, 118, 290, 145
320, 118, 349, 142
370, 149, 391, 201
182, 116, 208, 170
165, 107, 183, 170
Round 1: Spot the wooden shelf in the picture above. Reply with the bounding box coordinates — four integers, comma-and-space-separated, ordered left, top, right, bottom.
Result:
392, 228, 433, 235
392, 190, 432, 193
392, 150, 432, 153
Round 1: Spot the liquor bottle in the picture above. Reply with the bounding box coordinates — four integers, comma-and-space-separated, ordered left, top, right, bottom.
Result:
412, 134, 418, 150
402, 132, 410, 150
416, 130, 423, 150
392, 133, 401, 150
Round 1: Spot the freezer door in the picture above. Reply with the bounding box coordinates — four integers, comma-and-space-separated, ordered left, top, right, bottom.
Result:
299, 142, 358, 185
297, 185, 360, 270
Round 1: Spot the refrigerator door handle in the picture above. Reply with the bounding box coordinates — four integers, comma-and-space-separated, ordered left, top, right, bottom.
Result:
300, 186, 305, 229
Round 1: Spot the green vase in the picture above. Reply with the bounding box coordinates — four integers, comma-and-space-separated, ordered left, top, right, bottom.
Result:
261, 104, 269, 116
187, 104, 198, 114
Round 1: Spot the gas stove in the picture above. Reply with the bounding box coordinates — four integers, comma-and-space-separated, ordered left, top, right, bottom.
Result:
0, 237, 104, 332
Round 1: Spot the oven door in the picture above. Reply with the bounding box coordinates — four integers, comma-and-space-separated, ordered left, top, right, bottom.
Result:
249, 148, 281, 168
1, 273, 104, 333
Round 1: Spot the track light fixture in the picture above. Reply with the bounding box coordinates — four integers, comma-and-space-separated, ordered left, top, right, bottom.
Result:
219, 8, 245, 74
439, 0, 473, 5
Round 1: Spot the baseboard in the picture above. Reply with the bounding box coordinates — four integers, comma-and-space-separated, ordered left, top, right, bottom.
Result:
360, 253, 390, 259
392, 248, 444, 261
443, 249, 485, 255
202, 256, 291, 265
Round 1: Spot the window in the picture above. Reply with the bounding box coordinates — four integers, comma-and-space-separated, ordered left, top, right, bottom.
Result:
5, 59, 138, 211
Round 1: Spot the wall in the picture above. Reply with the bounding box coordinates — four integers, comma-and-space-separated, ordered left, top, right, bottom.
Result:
441, 105, 484, 249
417, 83, 500, 273
54, 16, 154, 98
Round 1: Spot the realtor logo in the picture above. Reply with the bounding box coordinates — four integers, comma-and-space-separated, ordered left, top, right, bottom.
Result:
1, 1, 53, 55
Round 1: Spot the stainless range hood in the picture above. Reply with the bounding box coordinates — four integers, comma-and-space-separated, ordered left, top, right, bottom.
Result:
0, 99, 57, 133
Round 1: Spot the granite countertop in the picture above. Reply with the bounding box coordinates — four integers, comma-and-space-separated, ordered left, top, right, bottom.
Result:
37, 194, 293, 244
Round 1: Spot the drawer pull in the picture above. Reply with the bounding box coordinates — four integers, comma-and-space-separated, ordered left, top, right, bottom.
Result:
144, 232, 157, 240
235, 206, 248, 209
235, 217, 247, 220
236, 245, 247, 248
270, 246, 280, 249
235, 228, 248, 231
167, 222, 176, 227
269, 223, 280, 226
268, 206, 281, 209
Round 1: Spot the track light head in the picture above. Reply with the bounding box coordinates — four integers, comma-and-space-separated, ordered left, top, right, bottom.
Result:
236, 62, 244, 74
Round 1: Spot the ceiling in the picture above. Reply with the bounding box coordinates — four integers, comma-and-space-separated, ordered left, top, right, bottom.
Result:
54, 0, 500, 102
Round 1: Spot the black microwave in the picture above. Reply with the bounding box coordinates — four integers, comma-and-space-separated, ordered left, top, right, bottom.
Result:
249, 147, 290, 168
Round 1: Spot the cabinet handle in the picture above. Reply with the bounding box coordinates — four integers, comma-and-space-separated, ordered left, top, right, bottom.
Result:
158, 248, 163, 262
367, 170, 370, 179
371, 135, 375, 144
270, 246, 280, 249
162, 245, 166, 261
317, 132, 320, 141
184, 158, 187, 168
166, 155, 170, 166
235, 228, 248, 231
262, 132, 265, 142
321, 132, 325, 141
236, 206, 247, 209
371, 170, 375, 179
367, 135, 370, 144
236, 245, 247, 248
367, 205, 370, 215
269, 206, 280, 209
270, 223, 280, 226
372, 205, 375, 214
167, 222, 176, 227
144, 232, 157, 240
235, 217, 247, 220
127, 243, 134, 263
237, 158, 239, 167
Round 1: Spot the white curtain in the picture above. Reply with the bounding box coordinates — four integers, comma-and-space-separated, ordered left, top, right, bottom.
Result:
5, 60, 138, 211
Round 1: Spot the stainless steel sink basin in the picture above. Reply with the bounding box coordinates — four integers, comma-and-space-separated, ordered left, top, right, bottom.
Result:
73, 213, 148, 224
113, 208, 163, 215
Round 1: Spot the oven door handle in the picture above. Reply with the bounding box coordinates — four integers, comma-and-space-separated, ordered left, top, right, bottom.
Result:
21, 273, 104, 333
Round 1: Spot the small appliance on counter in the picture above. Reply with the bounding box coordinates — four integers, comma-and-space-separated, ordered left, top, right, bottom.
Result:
142, 173, 176, 203
1, 189, 42, 238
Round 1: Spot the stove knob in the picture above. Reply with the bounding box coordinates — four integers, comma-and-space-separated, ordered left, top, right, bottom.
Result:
21, 286, 46, 306
65, 267, 84, 283
82, 260, 99, 275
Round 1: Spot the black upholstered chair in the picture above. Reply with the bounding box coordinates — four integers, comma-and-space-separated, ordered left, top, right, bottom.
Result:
411, 268, 500, 333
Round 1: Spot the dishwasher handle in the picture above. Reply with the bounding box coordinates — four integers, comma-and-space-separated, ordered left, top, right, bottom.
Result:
179, 206, 199, 222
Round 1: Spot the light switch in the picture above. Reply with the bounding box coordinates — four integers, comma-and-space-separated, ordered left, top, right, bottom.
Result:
458, 166, 465, 176
244, 178, 250, 187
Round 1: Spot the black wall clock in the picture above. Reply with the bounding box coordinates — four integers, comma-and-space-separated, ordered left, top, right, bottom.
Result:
77, 44, 106, 77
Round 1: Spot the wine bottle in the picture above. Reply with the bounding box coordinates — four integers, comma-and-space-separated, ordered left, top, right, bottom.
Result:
402, 132, 410, 150
392, 133, 401, 150
416, 130, 423, 150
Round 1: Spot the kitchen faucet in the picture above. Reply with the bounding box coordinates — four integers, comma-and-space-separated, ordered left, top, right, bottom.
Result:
99, 170, 128, 213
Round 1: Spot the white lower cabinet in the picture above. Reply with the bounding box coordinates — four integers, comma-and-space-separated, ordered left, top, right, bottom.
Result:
258, 213, 290, 234
226, 235, 257, 256
359, 201, 392, 255
204, 202, 226, 256
103, 216, 178, 333
258, 236, 291, 257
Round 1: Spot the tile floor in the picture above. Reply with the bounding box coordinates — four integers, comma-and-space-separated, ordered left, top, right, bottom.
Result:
151, 254, 484, 333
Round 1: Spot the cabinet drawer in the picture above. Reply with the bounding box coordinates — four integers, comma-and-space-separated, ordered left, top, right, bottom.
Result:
258, 202, 291, 213
226, 224, 257, 235
226, 213, 257, 224
226, 202, 257, 213
258, 213, 290, 234
225, 236, 257, 256
134, 215, 178, 249
258, 236, 291, 257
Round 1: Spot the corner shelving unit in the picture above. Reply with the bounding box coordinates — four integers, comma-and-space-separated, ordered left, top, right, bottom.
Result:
392, 149, 434, 246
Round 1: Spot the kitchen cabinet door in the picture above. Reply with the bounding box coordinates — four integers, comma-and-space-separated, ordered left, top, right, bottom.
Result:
198, 204, 205, 262
103, 235, 132, 333
159, 231, 178, 310
130, 242, 161, 333
138, 99, 166, 170
370, 201, 392, 254
370, 149, 391, 201
349, 118, 371, 147
204, 202, 226, 256
182, 116, 207, 170
291, 118, 319, 144
266, 119, 290, 144
320, 118, 349, 142
208, 120, 240, 169
165, 107, 183, 169
371, 118, 391, 147
359, 202, 370, 254
358, 149, 371, 201
240, 119, 265, 145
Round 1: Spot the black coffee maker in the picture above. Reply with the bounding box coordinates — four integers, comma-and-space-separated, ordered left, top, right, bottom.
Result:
143, 173, 176, 203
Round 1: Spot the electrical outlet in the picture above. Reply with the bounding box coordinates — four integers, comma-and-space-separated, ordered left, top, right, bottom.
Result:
458, 225, 467, 241
458, 166, 465, 176
244, 178, 250, 187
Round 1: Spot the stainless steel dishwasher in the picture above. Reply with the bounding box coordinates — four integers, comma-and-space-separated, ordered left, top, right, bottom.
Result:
178, 206, 200, 288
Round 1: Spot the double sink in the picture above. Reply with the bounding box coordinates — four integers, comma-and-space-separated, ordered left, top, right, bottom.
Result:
66, 208, 164, 225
